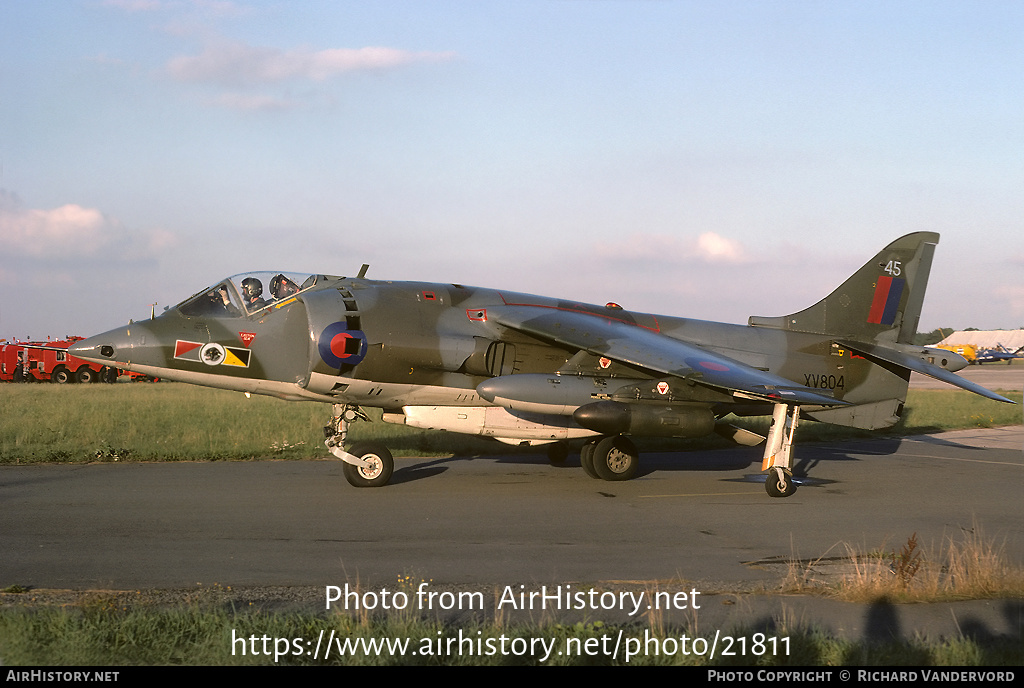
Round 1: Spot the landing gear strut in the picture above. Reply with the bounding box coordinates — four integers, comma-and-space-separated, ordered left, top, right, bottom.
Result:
325, 404, 394, 488
762, 403, 799, 498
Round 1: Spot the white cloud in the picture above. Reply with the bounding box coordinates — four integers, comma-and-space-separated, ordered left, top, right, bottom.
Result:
592, 231, 750, 265
167, 42, 457, 87
0, 190, 175, 262
0, 194, 108, 256
694, 232, 746, 263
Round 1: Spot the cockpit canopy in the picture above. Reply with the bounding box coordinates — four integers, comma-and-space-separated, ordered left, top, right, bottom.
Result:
177, 272, 318, 318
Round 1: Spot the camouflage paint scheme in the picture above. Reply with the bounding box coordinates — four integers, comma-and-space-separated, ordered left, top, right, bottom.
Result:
70, 233, 1013, 496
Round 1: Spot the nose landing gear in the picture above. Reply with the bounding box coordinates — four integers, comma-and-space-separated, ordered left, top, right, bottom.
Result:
324, 404, 394, 487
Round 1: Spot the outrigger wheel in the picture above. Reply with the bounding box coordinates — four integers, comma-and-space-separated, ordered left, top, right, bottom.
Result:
762, 403, 800, 498
765, 466, 796, 498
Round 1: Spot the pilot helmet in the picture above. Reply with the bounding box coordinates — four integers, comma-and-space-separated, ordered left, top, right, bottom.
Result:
241, 277, 263, 299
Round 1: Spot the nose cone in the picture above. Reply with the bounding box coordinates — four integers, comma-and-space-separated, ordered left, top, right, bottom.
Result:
69, 324, 140, 368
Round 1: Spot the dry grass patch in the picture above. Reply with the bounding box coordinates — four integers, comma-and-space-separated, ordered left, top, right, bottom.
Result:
786, 524, 1024, 603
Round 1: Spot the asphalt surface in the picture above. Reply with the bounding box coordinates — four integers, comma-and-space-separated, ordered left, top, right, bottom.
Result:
3, 425, 1021, 589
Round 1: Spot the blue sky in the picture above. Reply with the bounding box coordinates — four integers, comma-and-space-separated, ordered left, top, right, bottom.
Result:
2, 0, 1022, 339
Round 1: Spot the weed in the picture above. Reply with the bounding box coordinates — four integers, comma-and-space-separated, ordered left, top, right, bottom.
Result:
835, 524, 1024, 602
889, 533, 922, 589
269, 440, 306, 453
94, 447, 132, 462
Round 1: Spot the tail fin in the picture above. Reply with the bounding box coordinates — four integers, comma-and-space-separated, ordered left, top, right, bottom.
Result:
749, 232, 939, 344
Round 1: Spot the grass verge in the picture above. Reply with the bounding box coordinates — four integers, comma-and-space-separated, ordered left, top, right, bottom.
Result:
0, 383, 1020, 464
1, 593, 1020, 665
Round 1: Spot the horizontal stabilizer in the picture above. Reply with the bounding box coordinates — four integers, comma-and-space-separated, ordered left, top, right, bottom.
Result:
837, 339, 1015, 404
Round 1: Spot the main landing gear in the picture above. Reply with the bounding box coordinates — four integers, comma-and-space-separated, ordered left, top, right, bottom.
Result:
580, 435, 639, 481
324, 404, 394, 488
762, 403, 799, 498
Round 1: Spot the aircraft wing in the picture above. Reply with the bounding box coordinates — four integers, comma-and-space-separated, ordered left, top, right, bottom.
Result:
487, 305, 846, 406
836, 339, 1016, 404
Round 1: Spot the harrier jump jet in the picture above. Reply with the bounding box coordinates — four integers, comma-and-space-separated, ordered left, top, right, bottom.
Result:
70, 232, 1013, 497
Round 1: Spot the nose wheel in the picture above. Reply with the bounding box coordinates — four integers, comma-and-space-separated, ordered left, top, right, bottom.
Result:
341, 442, 394, 488
324, 404, 395, 488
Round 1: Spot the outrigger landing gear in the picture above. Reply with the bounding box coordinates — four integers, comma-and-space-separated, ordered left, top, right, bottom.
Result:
324, 403, 394, 488
762, 403, 799, 498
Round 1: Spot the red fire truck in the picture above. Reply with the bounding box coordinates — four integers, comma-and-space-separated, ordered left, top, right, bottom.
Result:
0, 337, 120, 383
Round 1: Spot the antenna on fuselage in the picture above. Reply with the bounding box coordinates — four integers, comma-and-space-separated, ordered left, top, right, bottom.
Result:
357, 264, 369, 278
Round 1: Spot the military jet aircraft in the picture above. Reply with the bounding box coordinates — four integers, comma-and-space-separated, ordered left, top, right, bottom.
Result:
975, 344, 1024, 365
70, 232, 1013, 497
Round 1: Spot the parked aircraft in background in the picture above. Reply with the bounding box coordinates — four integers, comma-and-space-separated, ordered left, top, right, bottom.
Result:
975, 344, 1023, 365
70, 232, 1013, 497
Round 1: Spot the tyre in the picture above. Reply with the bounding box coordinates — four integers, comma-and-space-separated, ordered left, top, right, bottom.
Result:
51, 367, 71, 384
580, 439, 600, 479
75, 367, 96, 384
765, 468, 796, 498
592, 435, 639, 481
342, 442, 394, 487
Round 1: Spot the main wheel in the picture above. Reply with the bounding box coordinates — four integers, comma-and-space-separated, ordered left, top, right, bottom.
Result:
592, 435, 639, 481
342, 442, 394, 488
51, 367, 71, 384
765, 468, 796, 498
75, 367, 96, 384
580, 439, 600, 479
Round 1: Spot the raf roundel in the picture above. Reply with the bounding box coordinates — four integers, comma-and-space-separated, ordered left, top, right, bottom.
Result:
318, 322, 367, 369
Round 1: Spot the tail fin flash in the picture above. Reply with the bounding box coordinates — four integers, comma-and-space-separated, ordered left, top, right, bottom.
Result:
749, 232, 939, 344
